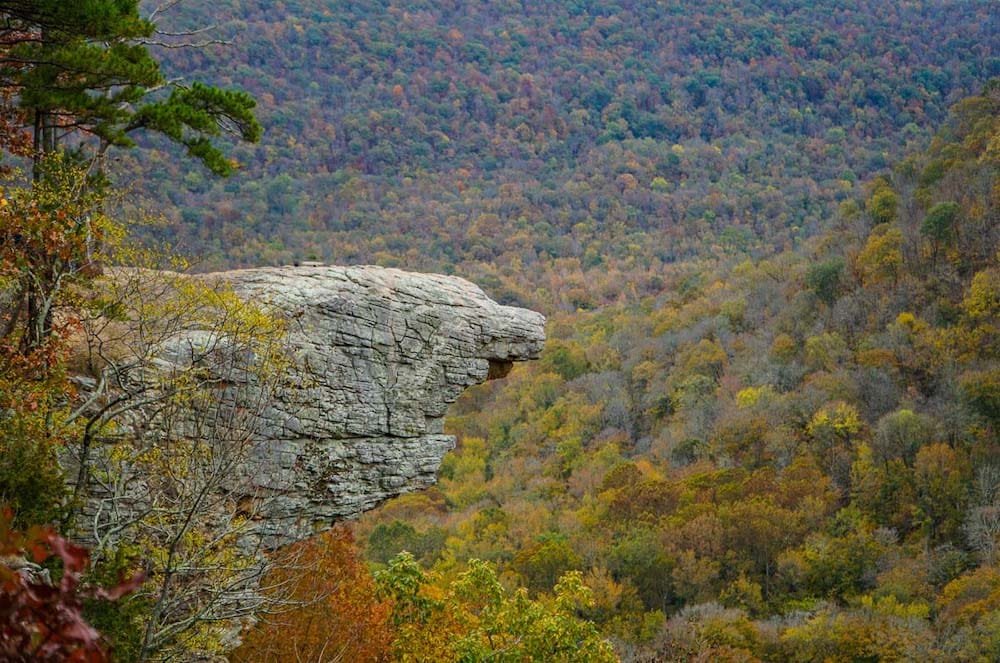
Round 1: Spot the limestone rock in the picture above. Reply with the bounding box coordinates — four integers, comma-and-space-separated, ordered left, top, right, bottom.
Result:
203, 265, 545, 544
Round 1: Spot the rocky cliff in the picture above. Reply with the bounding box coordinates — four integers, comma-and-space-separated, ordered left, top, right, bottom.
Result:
204, 265, 545, 545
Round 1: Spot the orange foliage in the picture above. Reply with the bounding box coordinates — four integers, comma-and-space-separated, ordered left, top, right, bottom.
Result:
232, 527, 392, 663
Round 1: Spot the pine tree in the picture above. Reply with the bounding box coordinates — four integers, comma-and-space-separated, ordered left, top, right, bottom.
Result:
0, 0, 261, 176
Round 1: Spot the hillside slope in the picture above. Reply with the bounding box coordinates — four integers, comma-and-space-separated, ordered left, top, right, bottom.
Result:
353, 82, 1000, 660
130, 0, 996, 314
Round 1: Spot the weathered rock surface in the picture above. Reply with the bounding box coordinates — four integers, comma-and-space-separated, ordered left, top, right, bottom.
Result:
207, 265, 545, 544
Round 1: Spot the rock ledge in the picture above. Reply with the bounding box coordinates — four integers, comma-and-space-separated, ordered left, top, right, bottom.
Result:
213, 265, 544, 543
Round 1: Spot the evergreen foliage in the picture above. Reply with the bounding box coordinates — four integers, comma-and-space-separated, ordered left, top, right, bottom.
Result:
0, 0, 261, 174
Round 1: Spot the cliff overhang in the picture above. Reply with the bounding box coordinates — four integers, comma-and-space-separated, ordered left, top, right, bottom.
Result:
197, 265, 544, 545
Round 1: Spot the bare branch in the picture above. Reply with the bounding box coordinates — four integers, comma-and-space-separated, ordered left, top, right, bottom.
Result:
139, 36, 232, 49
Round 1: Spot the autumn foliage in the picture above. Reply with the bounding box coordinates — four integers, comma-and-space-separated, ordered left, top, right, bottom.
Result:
0, 157, 109, 526
0, 510, 142, 662
232, 527, 393, 663
353, 83, 1000, 661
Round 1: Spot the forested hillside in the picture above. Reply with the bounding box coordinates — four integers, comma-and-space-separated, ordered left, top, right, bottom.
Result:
136, 0, 995, 312
124, 1, 1000, 660
1, 0, 995, 659
343, 83, 1000, 660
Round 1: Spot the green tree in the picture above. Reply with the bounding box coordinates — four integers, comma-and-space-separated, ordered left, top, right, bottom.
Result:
805, 258, 845, 308
451, 561, 616, 663
780, 599, 934, 662
872, 409, 935, 468
921, 201, 960, 244
0, 157, 111, 524
511, 536, 583, 596
375, 553, 615, 663
913, 443, 970, 544
0, 0, 261, 176
960, 369, 1000, 426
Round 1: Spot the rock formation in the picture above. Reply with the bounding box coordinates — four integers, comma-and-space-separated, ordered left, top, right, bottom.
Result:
56, 264, 543, 655
203, 265, 545, 545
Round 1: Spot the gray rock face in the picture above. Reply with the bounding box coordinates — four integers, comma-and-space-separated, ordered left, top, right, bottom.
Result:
211, 265, 545, 544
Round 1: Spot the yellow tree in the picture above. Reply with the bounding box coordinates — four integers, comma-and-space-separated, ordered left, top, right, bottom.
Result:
66, 270, 292, 660
856, 224, 903, 288
375, 553, 616, 662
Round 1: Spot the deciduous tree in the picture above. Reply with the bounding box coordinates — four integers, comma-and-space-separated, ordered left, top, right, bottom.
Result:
233, 527, 393, 663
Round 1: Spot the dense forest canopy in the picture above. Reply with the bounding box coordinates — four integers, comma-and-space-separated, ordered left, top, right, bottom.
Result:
128, 0, 997, 658
0, 0, 997, 659
347, 81, 1000, 660
134, 0, 995, 312
127, 0, 1000, 658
